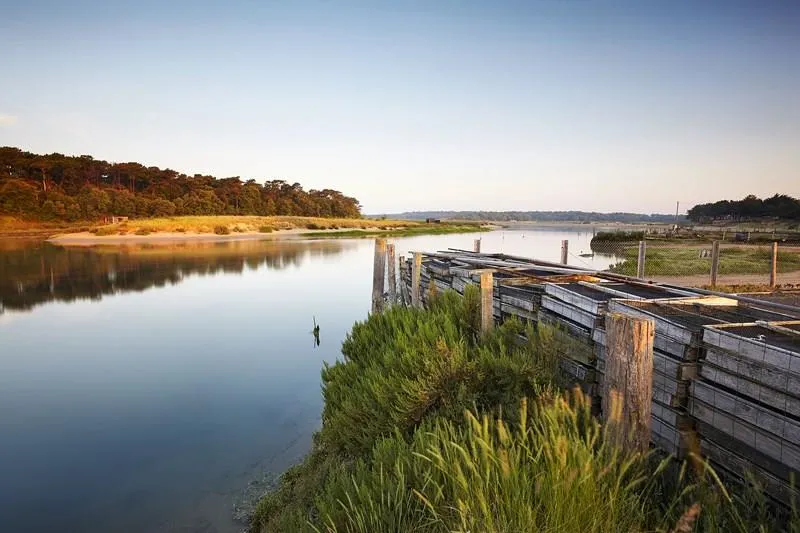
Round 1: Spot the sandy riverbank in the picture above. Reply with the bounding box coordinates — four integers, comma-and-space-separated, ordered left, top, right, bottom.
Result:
47, 227, 351, 246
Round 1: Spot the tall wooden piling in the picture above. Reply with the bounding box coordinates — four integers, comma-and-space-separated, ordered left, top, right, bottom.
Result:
386, 243, 396, 304
411, 252, 422, 308
710, 241, 720, 287
473, 239, 481, 253
602, 313, 655, 453
372, 239, 386, 314
480, 271, 494, 333
560, 240, 568, 265
636, 241, 646, 279
770, 242, 778, 288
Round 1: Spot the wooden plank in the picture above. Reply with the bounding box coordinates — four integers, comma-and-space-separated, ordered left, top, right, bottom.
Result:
481, 271, 494, 333
386, 243, 396, 305
771, 242, 778, 288
692, 380, 800, 444
544, 283, 605, 315
603, 313, 655, 453
711, 240, 720, 287
703, 346, 800, 400
372, 239, 386, 314
411, 252, 422, 308
690, 397, 800, 472
541, 296, 601, 330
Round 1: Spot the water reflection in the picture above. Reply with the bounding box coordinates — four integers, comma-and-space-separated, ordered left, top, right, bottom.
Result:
0, 239, 351, 313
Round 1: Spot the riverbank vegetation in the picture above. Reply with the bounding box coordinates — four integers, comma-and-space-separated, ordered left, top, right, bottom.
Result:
302, 222, 487, 238
249, 287, 798, 533
688, 194, 800, 222
0, 147, 361, 221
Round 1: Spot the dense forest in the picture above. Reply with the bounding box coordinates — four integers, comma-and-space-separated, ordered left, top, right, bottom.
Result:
0, 147, 362, 221
385, 210, 684, 223
687, 194, 800, 222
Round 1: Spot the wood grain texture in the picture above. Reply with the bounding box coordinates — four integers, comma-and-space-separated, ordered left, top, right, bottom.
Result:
372, 239, 386, 314
411, 252, 422, 308
386, 243, 396, 305
603, 312, 655, 453
480, 271, 494, 332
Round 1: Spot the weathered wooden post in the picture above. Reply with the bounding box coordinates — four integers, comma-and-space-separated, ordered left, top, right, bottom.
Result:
770, 242, 778, 288
411, 252, 422, 308
560, 240, 568, 265
636, 241, 646, 279
602, 313, 655, 453
372, 239, 386, 314
398, 255, 406, 305
386, 243, 396, 304
710, 240, 720, 287
473, 239, 481, 253
480, 271, 494, 333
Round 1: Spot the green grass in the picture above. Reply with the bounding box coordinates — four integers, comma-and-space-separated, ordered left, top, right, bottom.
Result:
302, 223, 487, 238
607, 244, 800, 277
250, 288, 800, 533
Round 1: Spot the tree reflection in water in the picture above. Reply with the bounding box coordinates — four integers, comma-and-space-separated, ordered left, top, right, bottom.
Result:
0, 239, 352, 313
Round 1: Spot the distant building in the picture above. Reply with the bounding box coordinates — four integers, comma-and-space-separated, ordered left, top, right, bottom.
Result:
425, 218, 441, 224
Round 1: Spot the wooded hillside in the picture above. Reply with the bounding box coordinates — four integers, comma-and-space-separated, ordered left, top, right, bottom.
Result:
0, 147, 362, 221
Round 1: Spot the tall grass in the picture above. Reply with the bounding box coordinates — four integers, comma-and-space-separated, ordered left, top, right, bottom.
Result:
250, 287, 799, 533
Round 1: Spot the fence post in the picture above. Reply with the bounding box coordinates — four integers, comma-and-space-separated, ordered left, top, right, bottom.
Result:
411, 252, 422, 308
560, 240, 568, 265
473, 239, 481, 253
398, 255, 406, 305
710, 241, 720, 287
770, 242, 778, 288
372, 239, 387, 314
602, 313, 655, 453
636, 241, 646, 279
386, 243, 396, 304
480, 271, 494, 333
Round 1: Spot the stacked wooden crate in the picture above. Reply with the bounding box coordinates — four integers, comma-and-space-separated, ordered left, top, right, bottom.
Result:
602, 297, 793, 458
541, 281, 695, 415
695, 320, 800, 504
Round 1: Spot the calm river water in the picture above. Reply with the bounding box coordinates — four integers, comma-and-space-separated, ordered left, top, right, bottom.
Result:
0, 227, 614, 533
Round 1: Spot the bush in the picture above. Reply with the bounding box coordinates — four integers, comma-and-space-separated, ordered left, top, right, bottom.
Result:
213, 225, 230, 235
94, 226, 117, 236
259, 226, 274, 233
306, 223, 324, 230
135, 228, 151, 236
175, 227, 186, 233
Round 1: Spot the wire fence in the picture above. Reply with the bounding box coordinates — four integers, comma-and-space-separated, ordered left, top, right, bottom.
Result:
583, 238, 798, 289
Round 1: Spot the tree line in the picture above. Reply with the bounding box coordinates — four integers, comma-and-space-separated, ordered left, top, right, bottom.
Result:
687, 194, 800, 222
0, 147, 362, 221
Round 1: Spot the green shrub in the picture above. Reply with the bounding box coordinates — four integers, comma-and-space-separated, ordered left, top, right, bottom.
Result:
94, 226, 117, 236
213, 225, 230, 235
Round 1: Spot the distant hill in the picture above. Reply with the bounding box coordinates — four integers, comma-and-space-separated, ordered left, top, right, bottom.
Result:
377, 211, 684, 223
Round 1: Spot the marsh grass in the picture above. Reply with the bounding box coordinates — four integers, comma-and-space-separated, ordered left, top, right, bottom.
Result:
302, 223, 487, 239
250, 287, 800, 533
607, 244, 800, 276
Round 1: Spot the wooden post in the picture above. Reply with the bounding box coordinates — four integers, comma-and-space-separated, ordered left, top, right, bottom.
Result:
560, 240, 568, 265
411, 252, 422, 308
398, 255, 406, 305
480, 271, 494, 333
636, 241, 646, 279
602, 313, 655, 453
770, 242, 778, 288
710, 240, 720, 287
386, 243, 396, 304
372, 239, 386, 314
473, 239, 481, 253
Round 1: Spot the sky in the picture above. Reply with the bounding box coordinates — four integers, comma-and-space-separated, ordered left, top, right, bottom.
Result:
1, 0, 798, 214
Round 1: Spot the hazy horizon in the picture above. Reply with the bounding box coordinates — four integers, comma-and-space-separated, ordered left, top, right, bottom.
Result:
2, 1, 798, 214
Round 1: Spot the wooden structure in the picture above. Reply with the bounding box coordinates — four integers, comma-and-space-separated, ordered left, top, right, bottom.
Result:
386, 245, 800, 505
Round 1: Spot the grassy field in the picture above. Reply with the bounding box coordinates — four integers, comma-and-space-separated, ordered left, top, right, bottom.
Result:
608, 243, 800, 277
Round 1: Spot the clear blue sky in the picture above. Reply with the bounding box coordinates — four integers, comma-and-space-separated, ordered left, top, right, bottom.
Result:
1, 0, 798, 213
